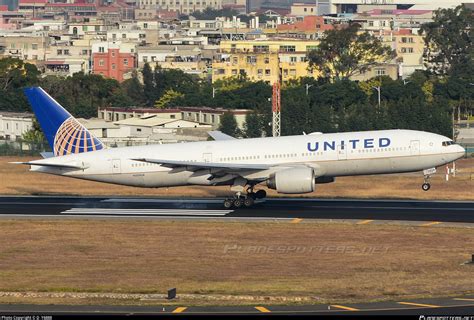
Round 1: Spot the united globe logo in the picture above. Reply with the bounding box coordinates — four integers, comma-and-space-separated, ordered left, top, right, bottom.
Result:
53, 117, 104, 156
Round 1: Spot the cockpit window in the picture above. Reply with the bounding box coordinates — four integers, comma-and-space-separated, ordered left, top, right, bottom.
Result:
442, 141, 455, 147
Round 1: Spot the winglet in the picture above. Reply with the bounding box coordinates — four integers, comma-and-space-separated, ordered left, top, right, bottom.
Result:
208, 131, 236, 141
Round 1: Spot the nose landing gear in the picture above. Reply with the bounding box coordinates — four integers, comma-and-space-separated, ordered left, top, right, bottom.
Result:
421, 168, 435, 192
422, 181, 431, 191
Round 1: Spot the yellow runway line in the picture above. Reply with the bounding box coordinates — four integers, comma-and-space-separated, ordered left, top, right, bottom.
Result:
420, 221, 442, 227
255, 306, 271, 313
357, 220, 374, 225
398, 302, 440, 308
172, 307, 187, 313
291, 218, 303, 224
330, 304, 359, 311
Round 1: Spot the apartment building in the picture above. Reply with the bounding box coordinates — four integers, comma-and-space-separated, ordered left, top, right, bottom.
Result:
380, 28, 425, 78
0, 32, 47, 62
138, 0, 223, 15
92, 42, 136, 81
44, 3, 98, 17
212, 39, 320, 84
18, 0, 47, 18
290, 3, 317, 16
137, 44, 208, 76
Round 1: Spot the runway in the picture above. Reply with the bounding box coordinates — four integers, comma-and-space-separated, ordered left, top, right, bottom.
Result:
1, 195, 473, 315
1, 295, 474, 315
0, 196, 473, 223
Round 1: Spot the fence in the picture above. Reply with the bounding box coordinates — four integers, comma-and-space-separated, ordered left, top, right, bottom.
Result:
0, 140, 50, 156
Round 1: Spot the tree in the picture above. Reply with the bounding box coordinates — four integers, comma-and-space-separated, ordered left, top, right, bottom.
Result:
218, 112, 240, 137
0, 58, 40, 112
243, 112, 264, 138
142, 62, 155, 106
307, 24, 395, 81
22, 119, 44, 143
420, 5, 473, 76
281, 86, 313, 135
122, 71, 145, 106
154, 89, 184, 108
190, 7, 238, 20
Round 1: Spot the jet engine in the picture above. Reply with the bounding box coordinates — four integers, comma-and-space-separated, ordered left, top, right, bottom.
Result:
266, 167, 315, 194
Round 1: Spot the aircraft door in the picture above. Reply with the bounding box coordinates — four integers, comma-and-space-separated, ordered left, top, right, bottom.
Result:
410, 140, 420, 156
111, 159, 121, 174
337, 144, 347, 160
202, 153, 212, 163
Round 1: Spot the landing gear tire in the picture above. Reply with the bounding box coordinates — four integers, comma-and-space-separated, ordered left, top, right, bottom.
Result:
255, 190, 267, 199
233, 198, 243, 208
223, 199, 233, 209
422, 183, 431, 191
244, 197, 255, 207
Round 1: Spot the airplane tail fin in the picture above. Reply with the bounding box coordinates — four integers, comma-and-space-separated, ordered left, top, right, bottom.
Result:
23, 87, 105, 157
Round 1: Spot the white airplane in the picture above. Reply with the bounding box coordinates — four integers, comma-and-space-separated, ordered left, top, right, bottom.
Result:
16, 87, 466, 208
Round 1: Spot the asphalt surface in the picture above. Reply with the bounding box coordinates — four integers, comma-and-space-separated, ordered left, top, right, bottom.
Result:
0, 196, 473, 223
1, 195, 473, 315
1, 295, 474, 315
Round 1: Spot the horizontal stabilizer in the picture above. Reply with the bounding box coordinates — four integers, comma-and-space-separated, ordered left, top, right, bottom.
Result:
40, 152, 54, 159
10, 161, 87, 170
207, 131, 236, 141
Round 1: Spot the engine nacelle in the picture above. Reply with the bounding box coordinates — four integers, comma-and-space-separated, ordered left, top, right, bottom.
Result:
266, 167, 315, 194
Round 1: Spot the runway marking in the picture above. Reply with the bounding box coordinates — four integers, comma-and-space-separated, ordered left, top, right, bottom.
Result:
398, 302, 440, 308
291, 218, 303, 224
171, 307, 187, 313
61, 208, 233, 216
255, 306, 271, 313
453, 298, 474, 302
330, 305, 359, 311
0, 214, 294, 222
102, 199, 223, 204
357, 219, 374, 225
420, 221, 442, 227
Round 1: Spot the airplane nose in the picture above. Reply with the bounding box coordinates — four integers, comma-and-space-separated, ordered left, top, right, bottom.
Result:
454, 144, 466, 159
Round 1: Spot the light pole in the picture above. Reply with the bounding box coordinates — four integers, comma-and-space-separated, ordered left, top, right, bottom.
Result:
305, 84, 313, 95
212, 87, 217, 98
372, 86, 381, 108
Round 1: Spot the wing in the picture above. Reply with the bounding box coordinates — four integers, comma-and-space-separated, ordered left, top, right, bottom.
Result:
130, 158, 325, 180
207, 131, 236, 141
131, 158, 270, 171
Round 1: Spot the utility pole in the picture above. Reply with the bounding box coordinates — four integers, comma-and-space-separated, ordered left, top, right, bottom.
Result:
372, 86, 381, 109
305, 84, 313, 95
272, 82, 281, 137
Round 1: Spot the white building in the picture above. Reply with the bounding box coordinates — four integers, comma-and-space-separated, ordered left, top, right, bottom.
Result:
329, 0, 474, 14
137, 0, 223, 15
0, 112, 33, 141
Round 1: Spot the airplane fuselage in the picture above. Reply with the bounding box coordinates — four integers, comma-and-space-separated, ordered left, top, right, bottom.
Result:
30, 129, 465, 188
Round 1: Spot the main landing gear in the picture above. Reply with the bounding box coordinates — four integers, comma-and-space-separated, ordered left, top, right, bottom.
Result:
223, 184, 267, 209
